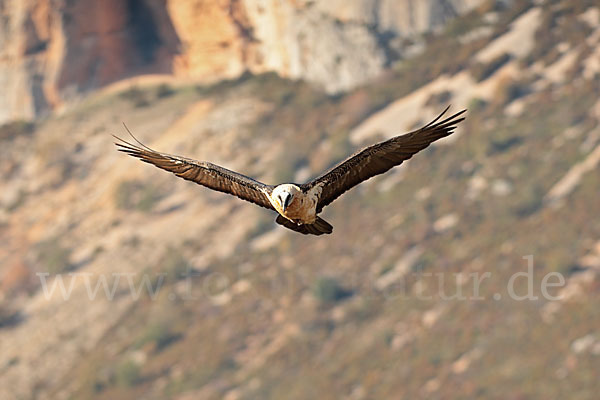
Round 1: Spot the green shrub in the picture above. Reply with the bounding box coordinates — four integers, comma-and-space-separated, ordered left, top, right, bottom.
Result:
0, 305, 22, 329
468, 97, 488, 112
487, 135, 523, 155
34, 236, 73, 274
155, 83, 175, 99
114, 179, 163, 212
0, 120, 35, 141
115, 360, 141, 387
136, 320, 181, 352
161, 246, 191, 282
512, 185, 544, 218
492, 76, 530, 106
120, 86, 151, 108
471, 53, 512, 81
425, 90, 453, 107
312, 277, 351, 304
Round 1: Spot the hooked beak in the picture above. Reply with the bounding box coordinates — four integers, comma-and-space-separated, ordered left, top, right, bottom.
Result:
281, 193, 291, 212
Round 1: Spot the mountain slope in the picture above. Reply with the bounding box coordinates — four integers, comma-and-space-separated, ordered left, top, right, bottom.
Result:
0, 1, 599, 399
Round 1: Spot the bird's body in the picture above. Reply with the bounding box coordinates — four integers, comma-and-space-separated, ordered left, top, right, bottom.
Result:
267, 184, 321, 224
115, 106, 466, 235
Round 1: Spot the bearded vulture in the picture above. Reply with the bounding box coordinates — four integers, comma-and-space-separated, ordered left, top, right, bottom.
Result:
114, 106, 466, 235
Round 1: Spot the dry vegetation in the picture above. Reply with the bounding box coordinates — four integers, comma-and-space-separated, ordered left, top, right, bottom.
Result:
1, 1, 599, 399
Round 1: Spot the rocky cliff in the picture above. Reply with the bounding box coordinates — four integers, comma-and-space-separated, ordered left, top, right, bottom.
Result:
0, 0, 484, 123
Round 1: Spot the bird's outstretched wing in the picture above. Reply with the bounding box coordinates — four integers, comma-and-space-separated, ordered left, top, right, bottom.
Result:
301, 106, 466, 212
114, 128, 275, 210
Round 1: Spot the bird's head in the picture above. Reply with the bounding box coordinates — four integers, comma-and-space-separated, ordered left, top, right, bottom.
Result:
272, 184, 300, 212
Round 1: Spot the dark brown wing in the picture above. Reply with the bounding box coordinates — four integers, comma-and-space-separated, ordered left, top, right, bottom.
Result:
302, 106, 466, 212
114, 128, 274, 210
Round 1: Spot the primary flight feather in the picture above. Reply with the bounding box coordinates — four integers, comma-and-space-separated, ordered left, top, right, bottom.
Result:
114, 106, 466, 235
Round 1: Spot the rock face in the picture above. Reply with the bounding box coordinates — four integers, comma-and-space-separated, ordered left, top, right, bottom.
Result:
0, 0, 483, 123
0, 0, 179, 123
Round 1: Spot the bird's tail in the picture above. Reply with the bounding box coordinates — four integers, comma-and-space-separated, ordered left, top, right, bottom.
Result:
275, 215, 333, 235
311, 217, 334, 235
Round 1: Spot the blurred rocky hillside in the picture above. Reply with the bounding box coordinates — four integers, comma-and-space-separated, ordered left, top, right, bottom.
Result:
0, 0, 484, 123
1, 0, 599, 399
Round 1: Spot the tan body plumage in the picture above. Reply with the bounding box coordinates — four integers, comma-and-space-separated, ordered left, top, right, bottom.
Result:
265, 184, 322, 224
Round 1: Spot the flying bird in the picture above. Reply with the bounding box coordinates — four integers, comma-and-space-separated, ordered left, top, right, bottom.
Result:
114, 106, 465, 235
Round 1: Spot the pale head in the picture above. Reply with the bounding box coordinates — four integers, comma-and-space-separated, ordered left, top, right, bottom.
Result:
272, 184, 300, 212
